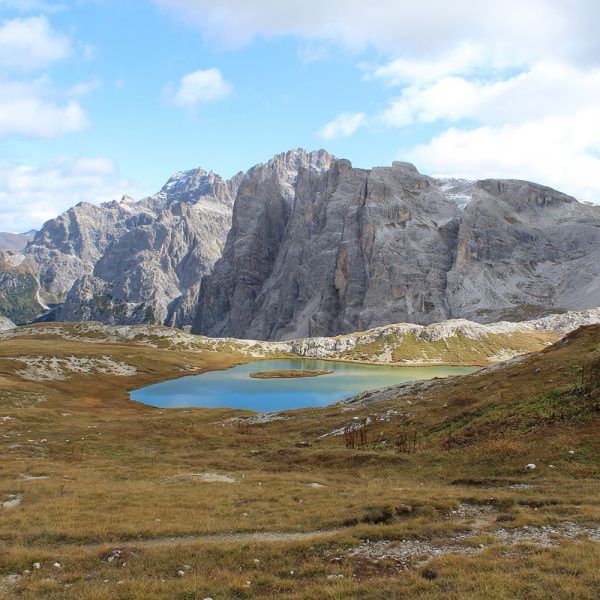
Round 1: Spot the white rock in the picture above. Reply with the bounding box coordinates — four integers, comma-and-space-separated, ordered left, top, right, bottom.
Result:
525, 463, 536, 470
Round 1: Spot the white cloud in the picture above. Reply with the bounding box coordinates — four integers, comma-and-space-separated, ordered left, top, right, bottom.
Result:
67, 79, 101, 98
366, 42, 486, 86
0, 78, 89, 137
154, 0, 600, 66
0, 17, 94, 139
0, 157, 152, 232
319, 112, 366, 139
169, 68, 232, 109
407, 109, 600, 202
0, 16, 71, 71
378, 63, 600, 127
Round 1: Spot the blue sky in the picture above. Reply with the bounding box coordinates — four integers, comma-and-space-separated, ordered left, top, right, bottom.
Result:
0, 0, 599, 231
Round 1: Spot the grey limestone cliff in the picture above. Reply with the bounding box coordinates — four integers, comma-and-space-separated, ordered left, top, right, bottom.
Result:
58, 168, 241, 326
194, 158, 600, 340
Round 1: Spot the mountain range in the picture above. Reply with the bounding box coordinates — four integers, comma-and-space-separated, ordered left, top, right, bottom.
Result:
1, 148, 600, 338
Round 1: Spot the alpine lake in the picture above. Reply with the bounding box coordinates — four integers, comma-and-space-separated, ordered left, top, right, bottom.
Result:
131, 358, 478, 411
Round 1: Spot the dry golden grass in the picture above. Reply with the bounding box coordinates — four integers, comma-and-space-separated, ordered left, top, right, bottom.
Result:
249, 369, 333, 379
0, 323, 599, 598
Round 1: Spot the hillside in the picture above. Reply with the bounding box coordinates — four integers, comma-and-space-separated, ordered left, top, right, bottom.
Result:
1, 306, 599, 368
0, 319, 599, 597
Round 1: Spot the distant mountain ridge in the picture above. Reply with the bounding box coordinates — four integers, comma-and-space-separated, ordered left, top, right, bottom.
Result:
0, 149, 331, 325
1, 148, 599, 333
0, 230, 35, 253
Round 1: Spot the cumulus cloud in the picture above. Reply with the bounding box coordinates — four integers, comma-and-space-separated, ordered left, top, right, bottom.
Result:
0, 16, 93, 139
0, 78, 89, 137
377, 63, 600, 127
0, 157, 151, 232
169, 68, 232, 109
0, 16, 71, 71
369, 62, 600, 200
407, 109, 600, 203
153, 0, 600, 66
319, 112, 366, 139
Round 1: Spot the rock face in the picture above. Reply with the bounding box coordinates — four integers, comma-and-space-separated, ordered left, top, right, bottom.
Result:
194, 158, 600, 340
2, 148, 332, 328
59, 151, 331, 327
3, 149, 600, 333
15, 166, 242, 326
59, 168, 241, 327
195, 149, 333, 337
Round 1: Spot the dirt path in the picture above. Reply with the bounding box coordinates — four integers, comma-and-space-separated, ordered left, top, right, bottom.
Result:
20, 527, 347, 551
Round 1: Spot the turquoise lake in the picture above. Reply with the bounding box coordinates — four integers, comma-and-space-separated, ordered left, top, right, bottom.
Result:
130, 359, 478, 411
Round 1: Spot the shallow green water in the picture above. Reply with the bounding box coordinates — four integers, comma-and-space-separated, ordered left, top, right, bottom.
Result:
131, 359, 477, 411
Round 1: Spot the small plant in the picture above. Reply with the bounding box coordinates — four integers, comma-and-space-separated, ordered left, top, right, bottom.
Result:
361, 505, 394, 525
582, 356, 600, 398
344, 424, 368, 449
235, 422, 254, 435
394, 430, 420, 453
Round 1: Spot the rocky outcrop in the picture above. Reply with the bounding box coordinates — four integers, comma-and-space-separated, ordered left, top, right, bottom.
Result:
3, 307, 599, 367
3, 149, 600, 333
194, 149, 334, 336
8, 149, 332, 328
195, 159, 600, 340
279, 307, 600, 364
11, 165, 242, 326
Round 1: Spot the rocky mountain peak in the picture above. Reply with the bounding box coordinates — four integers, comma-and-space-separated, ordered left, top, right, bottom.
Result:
243, 148, 336, 203
391, 161, 420, 173
4, 150, 600, 335
157, 166, 236, 206
267, 148, 334, 172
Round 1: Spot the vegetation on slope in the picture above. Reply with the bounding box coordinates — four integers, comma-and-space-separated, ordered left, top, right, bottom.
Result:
337, 329, 559, 364
0, 323, 599, 598
0, 270, 42, 325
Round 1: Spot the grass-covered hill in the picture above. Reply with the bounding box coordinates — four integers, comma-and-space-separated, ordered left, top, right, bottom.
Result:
0, 322, 599, 598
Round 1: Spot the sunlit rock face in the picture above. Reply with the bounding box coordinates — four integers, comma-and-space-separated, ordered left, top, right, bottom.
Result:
195, 158, 600, 341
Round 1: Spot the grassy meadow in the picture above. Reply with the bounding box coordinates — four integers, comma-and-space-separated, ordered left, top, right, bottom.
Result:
0, 323, 599, 598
